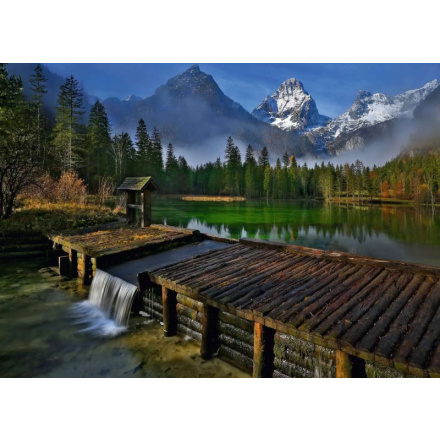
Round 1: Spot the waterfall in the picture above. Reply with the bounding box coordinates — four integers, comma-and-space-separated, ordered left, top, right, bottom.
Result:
139, 287, 156, 324
71, 269, 138, 336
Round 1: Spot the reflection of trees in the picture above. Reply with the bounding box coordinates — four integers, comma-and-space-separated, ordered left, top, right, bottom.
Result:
152, 200, 440, 246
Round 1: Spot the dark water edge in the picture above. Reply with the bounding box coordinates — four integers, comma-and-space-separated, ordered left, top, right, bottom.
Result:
152, 199, 440, 267
0, 260, 248, 378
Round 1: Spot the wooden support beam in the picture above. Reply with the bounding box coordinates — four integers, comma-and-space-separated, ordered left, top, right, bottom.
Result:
200, 304, 219, 360
59, 255, 70, 276
336, 350, 352, 378
141, 190, 152, 228
69, 249, 78, 278
162, 286, 177, 337
253, 322, 275, 378
78, 253, 92, 286
126, 191, 136, 224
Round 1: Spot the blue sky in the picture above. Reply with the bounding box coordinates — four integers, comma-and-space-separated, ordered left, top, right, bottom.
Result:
46, 63, 440, 118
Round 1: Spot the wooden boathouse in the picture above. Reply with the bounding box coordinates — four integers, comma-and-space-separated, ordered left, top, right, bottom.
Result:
140, 238, 440, 378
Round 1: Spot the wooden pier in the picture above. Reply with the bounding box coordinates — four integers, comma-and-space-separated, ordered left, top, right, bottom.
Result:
141, 238, 440, 378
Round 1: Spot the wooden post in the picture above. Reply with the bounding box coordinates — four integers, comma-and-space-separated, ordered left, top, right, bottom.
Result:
78, 253, 92, 286
201, 304, 219, 360
69, 249, 77, 278
126, 191, 136, 224
336, 350, 352, 378
253, 322, 275, 378
141, 190, 152, 228
162, 286, 177, 336
59, 255, 70, 276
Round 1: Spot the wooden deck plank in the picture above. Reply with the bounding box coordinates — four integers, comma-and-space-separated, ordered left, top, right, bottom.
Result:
311, 269, 390, 337
249, 259, 335, 316
297, 266, 382, 332
276, 264, 370, 325
393, 284, 440, 366
255, 261, 348, 319
233, 258, 327, 311
374, 278, 435, 359
356, 276, 423, 353
341, 274, 413, 347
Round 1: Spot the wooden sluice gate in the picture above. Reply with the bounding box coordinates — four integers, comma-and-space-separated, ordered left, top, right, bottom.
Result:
48, 224, 201, 284
140, 238, 440, 378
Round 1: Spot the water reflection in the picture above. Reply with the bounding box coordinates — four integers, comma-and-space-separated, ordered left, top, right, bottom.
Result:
153, 200, 440, 267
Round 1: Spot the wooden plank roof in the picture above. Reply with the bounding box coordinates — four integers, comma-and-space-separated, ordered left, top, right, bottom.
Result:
50, 225, 194, 258
148, 238, 440, 376
118, 177, 159, 192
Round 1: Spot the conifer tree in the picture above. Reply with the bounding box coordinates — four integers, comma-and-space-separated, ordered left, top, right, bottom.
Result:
165, 143, 179, 192
244, 145, 256, 197
29, 64, 48, 164
224, 136, 242, 195
258, 146, 270, 168
135, 119, 151, 175
86, 100, 111, 186
263, 164, 272, 202
150, 126, 164, 182
53, 75, 84, 171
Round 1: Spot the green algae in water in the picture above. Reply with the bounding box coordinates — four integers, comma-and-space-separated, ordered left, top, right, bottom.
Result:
152, 199, 440, 267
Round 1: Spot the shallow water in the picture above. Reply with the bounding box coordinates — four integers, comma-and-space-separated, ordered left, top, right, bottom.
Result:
0, 260, 248, 378
153, 199, 440, 267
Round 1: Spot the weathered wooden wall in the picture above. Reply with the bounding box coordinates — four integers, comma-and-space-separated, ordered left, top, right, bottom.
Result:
176, 294, 203, 342
142, 286, 163, 322
218, 311, 254, 374
273, 332, 336, 378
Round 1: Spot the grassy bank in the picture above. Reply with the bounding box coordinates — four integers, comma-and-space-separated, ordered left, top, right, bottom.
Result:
181, 196, 246, 202
0, 199, 119, 235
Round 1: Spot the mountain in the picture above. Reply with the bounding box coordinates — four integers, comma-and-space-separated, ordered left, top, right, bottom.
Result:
305, 80, 440, 155
102, 64, 300, 157
252, 78, 329, 132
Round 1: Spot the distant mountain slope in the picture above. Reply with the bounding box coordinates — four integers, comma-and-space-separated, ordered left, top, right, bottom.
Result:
252, 78, 329, 132
304, 80, 440, 155
102, 65, 301, 157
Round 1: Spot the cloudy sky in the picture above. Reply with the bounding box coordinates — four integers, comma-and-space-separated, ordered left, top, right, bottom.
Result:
46, 63, 440, 118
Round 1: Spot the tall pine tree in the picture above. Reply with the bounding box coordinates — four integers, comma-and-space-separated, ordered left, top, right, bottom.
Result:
54, 75, 84, 171
135, 119, 152, 176
29, 64, 48, 165
86, 100, 111, 187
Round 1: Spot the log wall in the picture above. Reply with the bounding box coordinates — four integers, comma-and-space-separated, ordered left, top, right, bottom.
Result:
142, 286, 164, 322
217, 311, 254, 374
273, 332, 336, 378
176, 294, 203, 342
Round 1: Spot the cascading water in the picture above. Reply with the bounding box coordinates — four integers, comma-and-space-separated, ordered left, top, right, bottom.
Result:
139, 287, 156, 324
71, 269, 138, 337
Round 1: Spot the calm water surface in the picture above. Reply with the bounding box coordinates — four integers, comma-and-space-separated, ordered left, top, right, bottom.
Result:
153, 199, 440, 267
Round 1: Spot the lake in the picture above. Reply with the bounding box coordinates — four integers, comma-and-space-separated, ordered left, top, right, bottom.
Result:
152, 199, 440, 267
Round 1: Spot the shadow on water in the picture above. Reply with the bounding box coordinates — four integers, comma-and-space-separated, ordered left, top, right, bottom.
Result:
0, 260, 248, 378
153, 199, 440, 267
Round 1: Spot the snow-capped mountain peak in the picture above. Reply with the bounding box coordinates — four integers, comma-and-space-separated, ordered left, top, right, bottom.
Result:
124, 94, 142, 102
320, 79, 440, 139
252, 78, 329, 132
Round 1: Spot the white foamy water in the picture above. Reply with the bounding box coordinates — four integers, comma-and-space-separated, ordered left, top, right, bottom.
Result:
71, 269, 138, 337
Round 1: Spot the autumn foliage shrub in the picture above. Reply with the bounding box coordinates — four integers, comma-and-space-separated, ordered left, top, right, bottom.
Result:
54, 171, 87, 205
